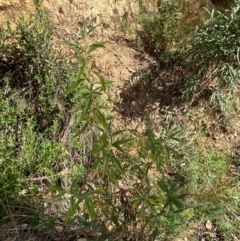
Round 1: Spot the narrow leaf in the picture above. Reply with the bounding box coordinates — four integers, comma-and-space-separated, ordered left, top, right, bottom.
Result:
76, 61, 86, 82
165, 146, 170, 160
111, 155, 124, 173
80, 28, 86, 39
112, 138, 132, 146
75, 121, 89, 137
91, 158, 102, 170
88, 42, 107, 53
108, 168, 118, 184
90, 188, 105, 195
61, 40, 82, 52
102, 153, 109, 177
94, 71, 107, 91
147, 197, 158, 206
65, 62, 86, 95
65, 78, 85, 95
112, 143, 125, 153
84, 198, 96, 221
87, 24, 101, 34
86, 145, 106, 156
97, 110, 107, 129
82, 97, 92, 119
99, 75, 106, 92
112, 129, 125, 137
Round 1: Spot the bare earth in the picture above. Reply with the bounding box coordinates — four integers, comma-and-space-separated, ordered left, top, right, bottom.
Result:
0, 0, 239, 240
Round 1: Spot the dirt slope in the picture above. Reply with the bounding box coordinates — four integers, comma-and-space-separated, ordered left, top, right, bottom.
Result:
1, 1, 239, 240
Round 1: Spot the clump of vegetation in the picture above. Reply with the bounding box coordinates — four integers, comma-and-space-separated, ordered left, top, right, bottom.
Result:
183, 2, 240, 104
0, 2, 87, 238
137, 1, 179, 56
0, 0, 240, 240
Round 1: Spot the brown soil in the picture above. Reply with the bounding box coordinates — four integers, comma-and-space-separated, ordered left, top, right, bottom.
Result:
0, 0, 239, 240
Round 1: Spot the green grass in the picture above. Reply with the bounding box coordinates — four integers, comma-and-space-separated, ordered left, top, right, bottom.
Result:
0, 1, 240, 240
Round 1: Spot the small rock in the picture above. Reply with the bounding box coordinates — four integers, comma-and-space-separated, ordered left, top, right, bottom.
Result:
205, 220, 213, 230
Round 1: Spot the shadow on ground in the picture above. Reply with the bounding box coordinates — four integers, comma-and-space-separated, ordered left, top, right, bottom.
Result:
114, 58, 186, 120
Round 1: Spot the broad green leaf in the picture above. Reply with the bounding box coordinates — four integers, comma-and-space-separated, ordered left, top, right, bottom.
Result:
99, 76, 106, 92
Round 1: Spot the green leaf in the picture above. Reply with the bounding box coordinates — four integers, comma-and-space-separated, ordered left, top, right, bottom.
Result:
111, 155, 124, 173
102, 153, 109, 177
61, 40, 82, 52
112, 138, 132, 152
87, 24, 101, 34
112, 138, 132, 146
112, 129, 125, 137
88, 42, 107, 53
91, 157, 102, 170
165, 146, 170, 160
132, 200, 141, 209
65, 78, 85, 95
78, 193, 96, 221
74, 120, 89, 137
65, 62, 86, 95
86, 144, 106, 156
64, 197, 81, 225
147, 197, 158, 206
94, 71, 106, 91
108, 167, 119, 184
90, 188, 105, 195
150, 228, 159, 240
97, 110, 107, 129
100, 133, 109, 146
80, 28, 86, 39
76, 61, 86, 82
112, 143, 125, 153
82, 97, 92, 119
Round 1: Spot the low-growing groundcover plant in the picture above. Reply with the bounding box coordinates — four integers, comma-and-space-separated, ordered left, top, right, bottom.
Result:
0, 1, 89, 239
0, 0, 240, 241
